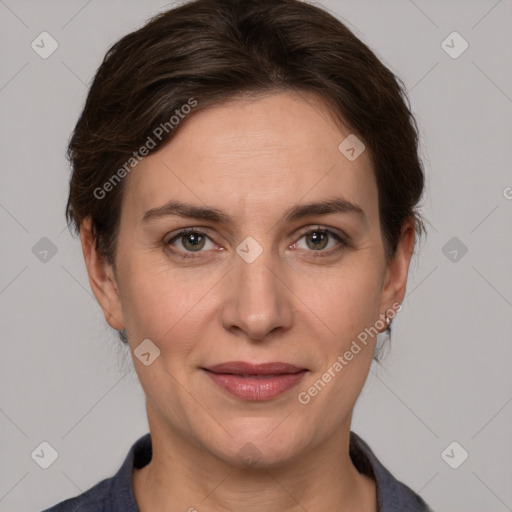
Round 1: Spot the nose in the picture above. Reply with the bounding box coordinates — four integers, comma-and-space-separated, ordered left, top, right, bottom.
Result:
220, 246, 294, 342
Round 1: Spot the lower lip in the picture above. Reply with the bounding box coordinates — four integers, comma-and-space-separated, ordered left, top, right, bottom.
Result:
203, 369, 307, 401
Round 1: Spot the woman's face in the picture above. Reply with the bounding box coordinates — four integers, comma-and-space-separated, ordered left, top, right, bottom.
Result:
86, 90, 413, 466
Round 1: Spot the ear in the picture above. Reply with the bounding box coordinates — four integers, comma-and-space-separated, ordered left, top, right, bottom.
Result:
378, 219, 416, 315
80, 217, 125, 331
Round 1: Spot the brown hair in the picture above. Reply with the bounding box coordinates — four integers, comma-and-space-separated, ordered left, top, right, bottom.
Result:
66, 0, 425, 276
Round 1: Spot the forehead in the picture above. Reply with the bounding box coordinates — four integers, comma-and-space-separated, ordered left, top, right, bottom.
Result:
121, 91, 378, 226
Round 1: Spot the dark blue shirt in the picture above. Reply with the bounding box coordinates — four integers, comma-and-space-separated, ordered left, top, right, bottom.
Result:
42, 432, 433, 511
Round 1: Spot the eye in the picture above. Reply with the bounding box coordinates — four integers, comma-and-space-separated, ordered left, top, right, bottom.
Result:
165, 226, 349, 260
165, 228, 217, 258
292, 227, 348, 256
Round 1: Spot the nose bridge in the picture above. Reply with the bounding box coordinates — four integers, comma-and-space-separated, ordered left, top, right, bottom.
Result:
237, 244, 278, 300
221, 237, 292, 339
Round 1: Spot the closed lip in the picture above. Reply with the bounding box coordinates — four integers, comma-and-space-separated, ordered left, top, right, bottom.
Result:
202, 361, 306, 376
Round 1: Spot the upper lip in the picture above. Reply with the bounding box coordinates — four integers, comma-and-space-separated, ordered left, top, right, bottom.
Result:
203, 361, 306, 375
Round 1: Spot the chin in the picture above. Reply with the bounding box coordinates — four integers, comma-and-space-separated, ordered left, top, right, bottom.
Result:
206, 420, 307, 469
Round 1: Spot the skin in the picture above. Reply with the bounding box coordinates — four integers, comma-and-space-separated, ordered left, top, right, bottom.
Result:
81, 90, 415, 512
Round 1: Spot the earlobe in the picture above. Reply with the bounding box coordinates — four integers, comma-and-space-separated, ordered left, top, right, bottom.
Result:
80, 218, 125, 331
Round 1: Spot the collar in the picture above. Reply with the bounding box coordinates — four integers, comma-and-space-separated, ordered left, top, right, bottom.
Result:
105, 431, 431, 512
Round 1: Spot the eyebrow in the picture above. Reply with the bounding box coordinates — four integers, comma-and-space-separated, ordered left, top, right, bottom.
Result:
141, 197, 366, 226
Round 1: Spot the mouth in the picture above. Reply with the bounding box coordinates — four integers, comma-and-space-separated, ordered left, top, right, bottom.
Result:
201, 361, 308, 401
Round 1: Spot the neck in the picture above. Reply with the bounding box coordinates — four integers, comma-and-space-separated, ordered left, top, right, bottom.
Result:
133, 414, 377, 512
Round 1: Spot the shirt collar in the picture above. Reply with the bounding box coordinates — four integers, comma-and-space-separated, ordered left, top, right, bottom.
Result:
108, 431, 430, 512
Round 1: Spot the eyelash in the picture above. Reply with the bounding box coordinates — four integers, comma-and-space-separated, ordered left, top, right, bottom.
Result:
165, 226, 349, 260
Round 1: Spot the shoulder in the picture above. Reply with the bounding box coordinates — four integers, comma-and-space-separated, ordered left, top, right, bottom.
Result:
40, 479, 111, 512
40, 433, 152, 512
349, 431, 434, 512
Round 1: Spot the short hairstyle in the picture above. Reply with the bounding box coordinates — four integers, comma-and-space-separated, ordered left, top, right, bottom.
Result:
65, 0, 425, 268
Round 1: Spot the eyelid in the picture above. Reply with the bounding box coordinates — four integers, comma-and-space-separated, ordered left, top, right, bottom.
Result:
295, 224, 349, 243
165, 226, 214, 243
291, 225, 350, 255
165, 227, 219, 256
165, 225, 350, 258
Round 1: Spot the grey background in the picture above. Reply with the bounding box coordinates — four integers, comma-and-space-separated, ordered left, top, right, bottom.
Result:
1, 0, 511, 511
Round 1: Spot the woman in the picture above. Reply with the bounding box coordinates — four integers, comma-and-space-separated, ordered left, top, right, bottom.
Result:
44, 0, 432, 510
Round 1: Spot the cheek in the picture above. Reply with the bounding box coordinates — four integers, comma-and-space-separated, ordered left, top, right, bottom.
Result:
117, 235, 384, 360
294, 266, 382, 422
294, 258, 383, 344
117, 252, 218, 355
